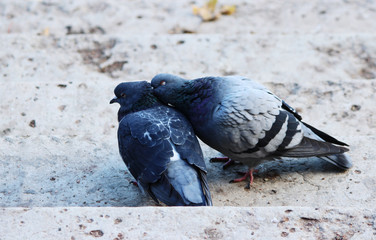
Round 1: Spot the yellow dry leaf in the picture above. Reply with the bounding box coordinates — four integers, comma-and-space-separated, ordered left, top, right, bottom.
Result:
192, 5, 200, 15
206, 0, 218, 12
192, 4, 218, 22
200, 8, 216, 21
192, 0, 235, 22
220, 5, 236, 15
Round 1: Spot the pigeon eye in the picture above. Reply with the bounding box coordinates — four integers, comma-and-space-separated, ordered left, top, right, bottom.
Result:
160, 80, 166, 86
120, 93, 126, 98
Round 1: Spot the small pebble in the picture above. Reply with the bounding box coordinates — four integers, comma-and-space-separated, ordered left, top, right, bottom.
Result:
281, 232, 289, 237
58, 105, 66, 111
89, 230, 104, 237
114, 218, 122, 224
29, 120, 36, 128
351, 105, 361, 111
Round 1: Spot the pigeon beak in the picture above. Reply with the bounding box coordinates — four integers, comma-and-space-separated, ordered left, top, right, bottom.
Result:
110, 97, 118, 104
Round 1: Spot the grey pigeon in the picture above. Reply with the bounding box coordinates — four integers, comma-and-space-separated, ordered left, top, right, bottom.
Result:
151, 74, 352, 187
110, 81, 212, 206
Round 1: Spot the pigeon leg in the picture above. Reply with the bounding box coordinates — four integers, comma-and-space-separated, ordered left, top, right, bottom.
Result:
230, 169, 258, 189
229, 171, 250, 183
249, 169, 257, 185
210, 157, 242, 170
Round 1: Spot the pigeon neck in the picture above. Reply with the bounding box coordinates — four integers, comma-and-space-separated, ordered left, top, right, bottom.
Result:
133, 92, 161, 112
180, 77, 217, 123
118, 92, 161, 121
184, 77, 215, 99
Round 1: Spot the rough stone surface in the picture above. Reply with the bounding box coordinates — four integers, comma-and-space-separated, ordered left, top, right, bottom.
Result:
1, 0, 376, 238
1, 0, 375, 35
0, 135, 375, 208
1, 207, 376, 239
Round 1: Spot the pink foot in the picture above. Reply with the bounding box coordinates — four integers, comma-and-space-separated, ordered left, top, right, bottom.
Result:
230, 169, 258, 189
230, 171, 250, 183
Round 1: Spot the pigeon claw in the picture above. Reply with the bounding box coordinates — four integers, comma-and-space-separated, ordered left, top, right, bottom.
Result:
229, 171, 250, 183
229, 169, 258, 189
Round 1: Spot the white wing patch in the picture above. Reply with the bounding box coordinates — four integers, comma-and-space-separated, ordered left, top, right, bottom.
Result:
169, 140, 181, 161
286, 123, 303, 149
143, 131, 152, 141
264, 118, 288, 152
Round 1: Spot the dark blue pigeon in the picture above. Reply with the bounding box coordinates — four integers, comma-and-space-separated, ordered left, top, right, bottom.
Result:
151, 74, 352, 188
110, 81, 212, 206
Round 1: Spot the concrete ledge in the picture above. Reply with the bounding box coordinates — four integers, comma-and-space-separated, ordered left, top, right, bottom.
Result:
1, 206, 375, 239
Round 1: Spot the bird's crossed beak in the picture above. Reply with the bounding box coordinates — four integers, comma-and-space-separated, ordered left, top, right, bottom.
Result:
110, 97, 118, 104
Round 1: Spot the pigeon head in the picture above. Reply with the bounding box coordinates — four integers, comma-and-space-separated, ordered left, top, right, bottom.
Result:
151, 73, 188, 107
151, 74, 219, 122
110, 81, 159, 121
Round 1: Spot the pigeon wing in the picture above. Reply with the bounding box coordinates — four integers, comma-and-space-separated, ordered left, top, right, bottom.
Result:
118, 111, 171, 186
212, 76, 304, 158
118, 107, 211, 206
168, 109, 212, 205
212, 76, 348, 160
168, 110, 207, 170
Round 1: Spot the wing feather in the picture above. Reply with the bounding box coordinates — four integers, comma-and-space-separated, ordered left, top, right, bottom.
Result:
118, 106, 211, 206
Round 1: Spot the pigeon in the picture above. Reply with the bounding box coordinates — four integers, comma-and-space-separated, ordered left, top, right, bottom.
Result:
110, 81, 212, 206
151, 74, 352, 187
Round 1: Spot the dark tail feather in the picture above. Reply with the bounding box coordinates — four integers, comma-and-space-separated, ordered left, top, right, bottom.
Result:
279, 137, 349, 158
147, 175, 187, 206
148, 170, 212, 206
321, 153, 353, 170
302, 122, 349, 146
198, 170, 213, 206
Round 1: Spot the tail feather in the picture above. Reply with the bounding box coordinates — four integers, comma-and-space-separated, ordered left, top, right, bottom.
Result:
278, 98, 352, 170
147, 174, 187, 206
279, 137, 348, 158
295, 122, 353, 170
302, 122, 349, 146
198, 170, 213, 206
146, 160, 212, 206
321, 153, 353, 170
167, 160, 211, 206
